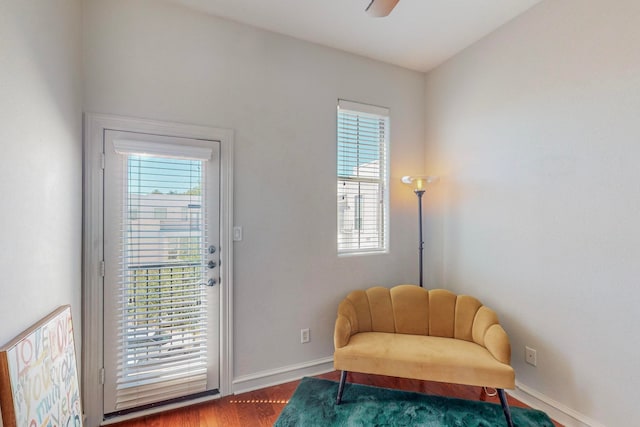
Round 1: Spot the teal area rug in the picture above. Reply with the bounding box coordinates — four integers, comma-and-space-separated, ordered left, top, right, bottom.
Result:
274, 377, 554, 426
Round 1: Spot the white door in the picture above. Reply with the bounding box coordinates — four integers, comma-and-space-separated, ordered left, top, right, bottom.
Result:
102, 130, 220, 415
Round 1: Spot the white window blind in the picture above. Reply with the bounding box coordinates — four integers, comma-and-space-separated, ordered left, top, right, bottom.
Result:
115, 152, 209, 410
337, 100, 389, 254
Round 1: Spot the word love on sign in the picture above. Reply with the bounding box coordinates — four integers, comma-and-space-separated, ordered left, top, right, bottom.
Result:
0, 305, 83, 427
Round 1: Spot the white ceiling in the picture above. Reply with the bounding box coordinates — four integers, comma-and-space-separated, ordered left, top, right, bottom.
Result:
167, 0, 542, 72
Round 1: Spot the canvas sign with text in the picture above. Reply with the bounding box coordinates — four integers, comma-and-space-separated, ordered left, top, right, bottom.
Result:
0, 306, 83, 427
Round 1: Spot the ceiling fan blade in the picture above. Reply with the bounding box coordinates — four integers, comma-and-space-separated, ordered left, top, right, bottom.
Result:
365, 0, 400, 17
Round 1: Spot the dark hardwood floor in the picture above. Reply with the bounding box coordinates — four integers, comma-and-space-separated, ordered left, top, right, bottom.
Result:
110, 371, 563, 426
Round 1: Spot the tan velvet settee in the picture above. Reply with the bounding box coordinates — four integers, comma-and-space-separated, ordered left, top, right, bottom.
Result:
333, 284, 516, 427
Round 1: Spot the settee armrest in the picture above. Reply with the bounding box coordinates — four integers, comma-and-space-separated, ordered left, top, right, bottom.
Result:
334, 315, 352, 349
472, 306, 512, 365
484, 324, 511, 365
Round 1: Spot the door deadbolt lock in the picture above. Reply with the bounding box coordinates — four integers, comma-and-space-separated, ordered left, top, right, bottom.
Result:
208, 245, 216, 254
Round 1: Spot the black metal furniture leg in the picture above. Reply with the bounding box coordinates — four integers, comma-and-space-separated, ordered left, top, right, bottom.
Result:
336, 371, 348, 404
497, 389, 514, 427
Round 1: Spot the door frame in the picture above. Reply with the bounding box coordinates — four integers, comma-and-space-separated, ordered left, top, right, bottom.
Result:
82, 113, 234, 426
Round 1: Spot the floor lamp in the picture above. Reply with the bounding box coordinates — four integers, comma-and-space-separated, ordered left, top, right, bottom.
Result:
402, 175, 438, 287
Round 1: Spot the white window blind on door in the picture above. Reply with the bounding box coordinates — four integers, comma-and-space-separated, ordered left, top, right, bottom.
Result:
337, 100, 389, 254
114, 143, 211, 410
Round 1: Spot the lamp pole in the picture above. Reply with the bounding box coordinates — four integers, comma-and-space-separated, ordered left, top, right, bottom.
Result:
402, 175, 438, 289
415, 188, 425, 287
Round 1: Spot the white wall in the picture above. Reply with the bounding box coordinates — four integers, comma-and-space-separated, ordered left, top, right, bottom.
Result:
8, 0, 638, 424
0, 0, 82, 424
84, 0, 425, 381
424, 1, 640, 425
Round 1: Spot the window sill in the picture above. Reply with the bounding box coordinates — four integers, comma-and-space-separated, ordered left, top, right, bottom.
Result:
338, 249, 389, 258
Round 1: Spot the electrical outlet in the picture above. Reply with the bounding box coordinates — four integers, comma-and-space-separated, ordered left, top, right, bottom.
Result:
300, 328, 310, 344
525, 346, 537, 366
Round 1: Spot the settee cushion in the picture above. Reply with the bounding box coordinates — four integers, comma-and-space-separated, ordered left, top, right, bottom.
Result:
334, 332, 515, 389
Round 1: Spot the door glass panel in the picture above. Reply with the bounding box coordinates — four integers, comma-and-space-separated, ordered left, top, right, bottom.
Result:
116, 155, 207, 410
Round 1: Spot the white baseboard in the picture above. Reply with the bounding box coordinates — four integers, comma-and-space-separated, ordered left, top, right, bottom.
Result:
232, 356, 335, 395
510, 380, 605, 427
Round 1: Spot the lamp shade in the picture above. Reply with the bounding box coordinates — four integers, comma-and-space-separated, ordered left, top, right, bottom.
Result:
401, 175, 439, 191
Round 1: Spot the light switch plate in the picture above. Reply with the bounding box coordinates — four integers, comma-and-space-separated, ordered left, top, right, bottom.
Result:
233, 226, 242, 241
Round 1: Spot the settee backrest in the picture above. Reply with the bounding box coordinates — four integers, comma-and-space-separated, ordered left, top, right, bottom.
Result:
337, 284, 501, 347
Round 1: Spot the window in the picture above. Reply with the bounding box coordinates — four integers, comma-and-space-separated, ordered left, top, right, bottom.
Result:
337, 99, 389, 254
